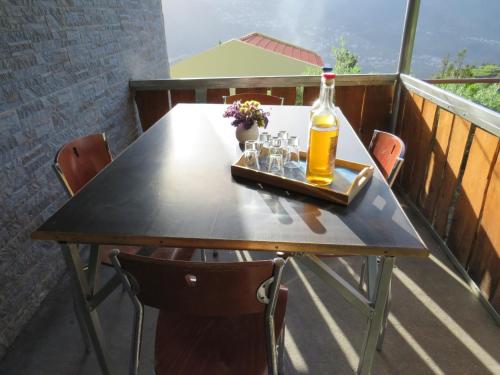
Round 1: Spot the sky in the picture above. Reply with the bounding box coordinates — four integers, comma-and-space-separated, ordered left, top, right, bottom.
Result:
162, 0, 500, 77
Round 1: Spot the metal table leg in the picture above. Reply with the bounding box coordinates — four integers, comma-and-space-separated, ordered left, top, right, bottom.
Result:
357, 256, 395, 375
87, 244, 101, 295
61, 243, 113, 375
366, 256, 379, 301
365, 255, 392, 351
377, 279, 391, 351
299, 254, 395, 375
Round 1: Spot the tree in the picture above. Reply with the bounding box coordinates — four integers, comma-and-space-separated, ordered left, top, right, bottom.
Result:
303, 36, 361, 75
433, 49, 499, 112
332, 36, 361, 74
436, 49, 472, 79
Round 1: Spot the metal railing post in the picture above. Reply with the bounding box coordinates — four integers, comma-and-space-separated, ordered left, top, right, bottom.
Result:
390, 0, 421, 132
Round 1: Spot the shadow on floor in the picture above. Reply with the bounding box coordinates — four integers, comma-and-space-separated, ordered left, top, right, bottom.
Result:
1, 201, 499, 374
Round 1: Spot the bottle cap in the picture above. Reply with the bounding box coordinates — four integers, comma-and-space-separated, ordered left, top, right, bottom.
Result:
323, 73, 336, 80
322, 66, 333, 72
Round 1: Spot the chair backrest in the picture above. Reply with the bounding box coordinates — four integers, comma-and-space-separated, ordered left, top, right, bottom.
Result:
54, 133, 112, 196
368, 130, 405, 187
223, 92, 284, 105
117, 253, 278, 316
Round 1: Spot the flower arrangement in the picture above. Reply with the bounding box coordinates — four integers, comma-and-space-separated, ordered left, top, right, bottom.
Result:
223, 100, 270, 129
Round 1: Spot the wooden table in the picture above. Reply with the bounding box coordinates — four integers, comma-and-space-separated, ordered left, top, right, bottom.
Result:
33, 104, 427, 375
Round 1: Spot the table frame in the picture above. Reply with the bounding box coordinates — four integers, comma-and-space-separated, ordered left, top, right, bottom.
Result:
298, 254, 393, 375
62, 243, 121, 375
38, 104, 425, 375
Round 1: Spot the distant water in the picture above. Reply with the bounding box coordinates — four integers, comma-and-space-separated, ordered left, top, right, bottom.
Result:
163, 0, 500, 78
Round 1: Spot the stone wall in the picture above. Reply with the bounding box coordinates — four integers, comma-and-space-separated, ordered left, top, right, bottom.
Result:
0, 0, 169, 358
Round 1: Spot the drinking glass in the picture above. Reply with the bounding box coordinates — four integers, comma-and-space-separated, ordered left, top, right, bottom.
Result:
255, 141, 262, 155
278, 130, 289, 140
258, 132, 270, 152
280, 137, 289, 160
259, 132, 270, 145
285, 136, 300, 168
271, 136, 281, 148
268, 146, 284, 175
244, 140, 260, 170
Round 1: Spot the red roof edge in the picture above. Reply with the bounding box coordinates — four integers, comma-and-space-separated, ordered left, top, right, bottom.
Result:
240, 32, 324, 66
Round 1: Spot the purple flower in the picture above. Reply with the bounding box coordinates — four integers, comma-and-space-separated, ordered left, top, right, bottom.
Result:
223, 100, 270, 129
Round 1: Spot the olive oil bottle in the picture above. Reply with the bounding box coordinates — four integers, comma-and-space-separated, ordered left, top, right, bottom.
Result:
306, 73, 339, 186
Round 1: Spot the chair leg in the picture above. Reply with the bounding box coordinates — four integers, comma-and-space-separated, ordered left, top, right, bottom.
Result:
278, 325, 286, 375
265, 258, 286, 375
109, 249, 143, 375
130, 301, 144, 375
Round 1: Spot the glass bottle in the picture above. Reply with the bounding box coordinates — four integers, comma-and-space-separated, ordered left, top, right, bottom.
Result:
309, 66, 333, 119
306, 73, 339, 186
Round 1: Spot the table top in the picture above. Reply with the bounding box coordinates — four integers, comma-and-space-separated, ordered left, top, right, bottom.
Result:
33, 104, 427, 257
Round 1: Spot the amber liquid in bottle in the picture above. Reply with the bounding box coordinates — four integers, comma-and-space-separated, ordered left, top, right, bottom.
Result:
306, 72, 338, 186
306, 114, 339, 185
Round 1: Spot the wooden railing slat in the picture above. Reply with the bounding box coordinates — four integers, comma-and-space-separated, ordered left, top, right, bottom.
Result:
302, 86, 319, 106
400, 93, 425, 191
336, 86, 367, 136
170, 89, 196, 108
447, 128, 499, 266
134, 90, 170, 132
395, 88, 408, 136
397, 92, 412, 185
467, 152, 500, 303
420, 109, 454, 220
432, 116, 472, 237
207, 88, 230, 104
271, 87, 296, 105
409, 99, 438, 202
359, 85, 393, 146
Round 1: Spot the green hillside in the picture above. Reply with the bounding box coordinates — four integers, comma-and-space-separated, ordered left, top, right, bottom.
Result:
433, 50, 499, 112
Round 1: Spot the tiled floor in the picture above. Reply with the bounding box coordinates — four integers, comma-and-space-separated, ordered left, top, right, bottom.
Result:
1, 200, 499, 374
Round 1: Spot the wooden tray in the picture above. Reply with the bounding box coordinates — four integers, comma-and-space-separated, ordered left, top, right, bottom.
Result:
231, 150, 374, 205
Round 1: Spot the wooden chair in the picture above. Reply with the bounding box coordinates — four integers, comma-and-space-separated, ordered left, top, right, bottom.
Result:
368, 130, 406, 187
110, 251, 288, 375
223, 92, 284, 105
54, 133, 113, 196
54, 133, 195, 265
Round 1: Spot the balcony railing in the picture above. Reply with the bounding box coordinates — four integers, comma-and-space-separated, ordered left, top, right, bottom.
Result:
129, 73, 500, 320
129, 74, 397, 147
396, 74, 500, 321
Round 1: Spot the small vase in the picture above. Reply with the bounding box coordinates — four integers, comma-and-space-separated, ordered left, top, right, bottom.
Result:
235, 121, 259, 144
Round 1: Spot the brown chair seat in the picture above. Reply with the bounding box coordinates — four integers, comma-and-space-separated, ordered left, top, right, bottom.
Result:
111, 254, 288, 375
154, 287, 287, 375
